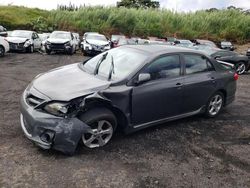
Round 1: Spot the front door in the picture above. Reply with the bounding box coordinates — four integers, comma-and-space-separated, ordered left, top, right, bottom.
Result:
131, 54, 184, 125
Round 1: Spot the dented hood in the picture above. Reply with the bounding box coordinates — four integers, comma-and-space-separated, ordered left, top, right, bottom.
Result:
32, 63, 110, 101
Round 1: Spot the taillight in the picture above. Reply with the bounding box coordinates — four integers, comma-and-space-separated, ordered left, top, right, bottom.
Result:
234, 73, 239, 81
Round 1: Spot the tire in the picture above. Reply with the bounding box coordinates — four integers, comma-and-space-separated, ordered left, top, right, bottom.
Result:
235, 62, 246, 75
205, 91, 224, 118
79, 108, 117, 148
28, 45, 34, 53
0, 45, 5, 57
68, 47, 74, 55
45, 48, 51, 55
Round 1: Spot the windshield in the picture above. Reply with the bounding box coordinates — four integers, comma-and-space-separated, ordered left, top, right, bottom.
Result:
180, 40, 192, 44
50, 32, 71, 39
38, 34, 49, 41
11, 30, 32, 38
82, 48, 148, 81
86, 35, 107, 41
221, 42, 232, 45
111, 35, 125, 41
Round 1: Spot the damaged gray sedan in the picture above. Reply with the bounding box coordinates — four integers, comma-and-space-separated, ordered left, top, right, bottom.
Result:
20, 45, 237, 154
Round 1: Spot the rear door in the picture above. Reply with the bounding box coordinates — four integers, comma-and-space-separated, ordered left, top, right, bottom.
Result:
182, 53, 217, 113
131, 54, 184, 125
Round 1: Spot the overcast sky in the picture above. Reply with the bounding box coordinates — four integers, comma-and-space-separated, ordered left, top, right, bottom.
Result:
0, 0, 250, 12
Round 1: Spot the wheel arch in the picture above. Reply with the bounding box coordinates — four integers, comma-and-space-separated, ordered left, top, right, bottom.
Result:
78, 98, 128, 132
217, 89, 227, 105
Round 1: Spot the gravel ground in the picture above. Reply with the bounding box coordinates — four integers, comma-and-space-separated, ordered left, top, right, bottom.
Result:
0, 51, 250, 188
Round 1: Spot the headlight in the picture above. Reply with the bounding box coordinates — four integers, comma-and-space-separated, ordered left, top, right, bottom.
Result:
46, 41, 51, 45
44, 102, 69, 116
24, 40, 31, 47
84, 43, 92, 50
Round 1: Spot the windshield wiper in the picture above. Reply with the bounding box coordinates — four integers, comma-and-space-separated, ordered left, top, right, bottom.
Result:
108, 55, 115, 80
94, 52, 108, 75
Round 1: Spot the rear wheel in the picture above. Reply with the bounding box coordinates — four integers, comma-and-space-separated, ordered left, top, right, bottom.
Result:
236, 62, 246, 75
205, 92, 224, 117
0, 45, 5, 57
79, 108, 117, 148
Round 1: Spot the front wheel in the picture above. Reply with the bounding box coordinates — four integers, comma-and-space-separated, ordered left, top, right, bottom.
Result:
236, 62, 246, 75
0, 45, 5, 57
79, 108, 117, 148
28, 45, 34, 53
205, 92, 224, 118
45, 48, 51, 55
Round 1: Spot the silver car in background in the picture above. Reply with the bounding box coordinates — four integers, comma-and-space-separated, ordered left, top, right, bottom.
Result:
6, 30, 42, 53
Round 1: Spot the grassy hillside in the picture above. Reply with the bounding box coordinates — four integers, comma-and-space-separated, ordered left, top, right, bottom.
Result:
1, 6, 250, 43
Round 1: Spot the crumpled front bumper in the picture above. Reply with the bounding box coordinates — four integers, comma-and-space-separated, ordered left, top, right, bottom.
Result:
20, 91, 90, 154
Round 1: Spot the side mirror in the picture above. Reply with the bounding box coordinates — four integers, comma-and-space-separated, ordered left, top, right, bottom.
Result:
136, 73, 151, 84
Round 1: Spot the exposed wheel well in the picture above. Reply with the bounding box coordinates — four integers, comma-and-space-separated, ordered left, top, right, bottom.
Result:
78, 100, 128, 132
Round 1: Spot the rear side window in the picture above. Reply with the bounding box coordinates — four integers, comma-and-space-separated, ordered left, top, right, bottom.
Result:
144, 55, 181, 80
184, 54, 214, 74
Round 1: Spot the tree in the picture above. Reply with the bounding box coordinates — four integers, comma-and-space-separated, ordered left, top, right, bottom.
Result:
117, 0, 160, 9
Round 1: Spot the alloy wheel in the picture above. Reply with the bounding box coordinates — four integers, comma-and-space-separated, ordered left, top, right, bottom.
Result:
208, 94, 223, 116
236, 63, 246, 75
82, 120, 113, 148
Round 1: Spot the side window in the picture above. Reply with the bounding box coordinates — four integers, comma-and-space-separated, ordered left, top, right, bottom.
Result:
184, 54, 214, 74
143, 55, 181, 80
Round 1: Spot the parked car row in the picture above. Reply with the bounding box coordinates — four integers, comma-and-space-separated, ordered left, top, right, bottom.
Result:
1, 27, 249, 75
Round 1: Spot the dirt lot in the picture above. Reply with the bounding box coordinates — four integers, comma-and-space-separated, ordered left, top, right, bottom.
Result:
0, 51, 250, 188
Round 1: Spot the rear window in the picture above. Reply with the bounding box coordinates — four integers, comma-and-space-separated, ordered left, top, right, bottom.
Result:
184, 54, 214, 74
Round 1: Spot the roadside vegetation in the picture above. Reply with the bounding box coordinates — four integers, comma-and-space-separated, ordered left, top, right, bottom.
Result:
0, 5, 250, 43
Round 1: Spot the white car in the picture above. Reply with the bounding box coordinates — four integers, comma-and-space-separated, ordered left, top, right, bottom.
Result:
45, 31, 76, 55
6, 30, 42, 53
81, 33, 111, 56
0, 36, 10, 57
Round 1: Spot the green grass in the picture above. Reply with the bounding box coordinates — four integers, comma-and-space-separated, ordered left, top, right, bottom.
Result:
1, 6, 250, 43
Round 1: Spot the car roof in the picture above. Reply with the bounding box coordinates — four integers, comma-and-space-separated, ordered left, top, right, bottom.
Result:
13, 30, 33, 33
124, 44, 204, 56
53, 31, 70, 33
87, 33, 105, 37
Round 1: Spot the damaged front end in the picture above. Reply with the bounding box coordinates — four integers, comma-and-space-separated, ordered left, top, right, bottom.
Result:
20, 87, 92, 155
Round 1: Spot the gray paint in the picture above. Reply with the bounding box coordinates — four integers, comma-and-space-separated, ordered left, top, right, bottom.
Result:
20, 45, 237, 154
